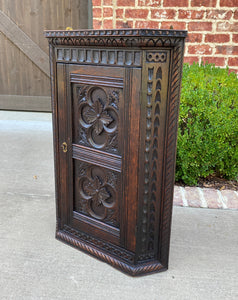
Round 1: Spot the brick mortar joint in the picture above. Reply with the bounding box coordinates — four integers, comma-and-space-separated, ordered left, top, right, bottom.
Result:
93, 14, 238, 24
94, 6, 238, 9
96, 16, 238, 25
174, 185, 238, 210
185, 53, 238, 56
113, 0, 116, 28
93, 9, 238, 23
92, 5, 238, 70
225, 57, 229, 66
186, 41, 234, 45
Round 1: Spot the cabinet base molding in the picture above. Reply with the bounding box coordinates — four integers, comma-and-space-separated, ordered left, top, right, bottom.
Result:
56, 227, 166, 276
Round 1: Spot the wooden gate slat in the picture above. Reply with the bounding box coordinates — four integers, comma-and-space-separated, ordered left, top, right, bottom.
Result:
0, 10, 50, 77
0, 95, 51, 112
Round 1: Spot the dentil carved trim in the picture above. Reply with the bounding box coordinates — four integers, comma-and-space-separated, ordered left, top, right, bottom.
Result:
56, 48, 142, 66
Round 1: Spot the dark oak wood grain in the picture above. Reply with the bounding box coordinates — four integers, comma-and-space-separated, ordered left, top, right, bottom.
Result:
45, 28, 187, 276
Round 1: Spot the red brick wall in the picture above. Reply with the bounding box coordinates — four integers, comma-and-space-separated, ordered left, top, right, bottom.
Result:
92, 0, 238, 73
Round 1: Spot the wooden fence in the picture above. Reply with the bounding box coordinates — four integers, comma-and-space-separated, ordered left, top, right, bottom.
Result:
0, 0, 91, 111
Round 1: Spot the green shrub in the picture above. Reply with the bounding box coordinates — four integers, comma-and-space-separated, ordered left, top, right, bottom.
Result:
176, 63, 238, 185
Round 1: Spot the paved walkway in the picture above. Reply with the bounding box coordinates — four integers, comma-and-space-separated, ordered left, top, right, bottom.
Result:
0, 111, 238, 299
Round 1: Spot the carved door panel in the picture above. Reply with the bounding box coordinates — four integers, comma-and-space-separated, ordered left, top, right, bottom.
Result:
57, 64, 141, 248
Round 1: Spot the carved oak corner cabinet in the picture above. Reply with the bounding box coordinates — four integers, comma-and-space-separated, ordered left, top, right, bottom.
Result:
45, 29, 187, 276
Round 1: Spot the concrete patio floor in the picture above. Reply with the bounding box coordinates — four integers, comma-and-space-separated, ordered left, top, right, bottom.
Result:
0, 111, 237, 300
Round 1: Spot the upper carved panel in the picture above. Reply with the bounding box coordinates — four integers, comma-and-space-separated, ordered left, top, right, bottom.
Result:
73, 84, 121, 155
79, 90, 116, 135
45, 29, 187, 48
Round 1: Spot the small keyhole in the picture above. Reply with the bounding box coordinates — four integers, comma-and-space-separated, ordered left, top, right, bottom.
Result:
61, 142, 67, 153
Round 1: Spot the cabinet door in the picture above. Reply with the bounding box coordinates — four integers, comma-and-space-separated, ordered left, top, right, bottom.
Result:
56, 63, 141, 249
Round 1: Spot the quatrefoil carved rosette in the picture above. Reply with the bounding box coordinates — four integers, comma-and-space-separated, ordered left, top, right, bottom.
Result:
78, 87, 118, 149
78, 167, 117, 221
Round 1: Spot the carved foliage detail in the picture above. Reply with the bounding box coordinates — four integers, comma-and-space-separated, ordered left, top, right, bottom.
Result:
81, 98, 114, 135
75, 162, 119, 228
76, 86, 120, 153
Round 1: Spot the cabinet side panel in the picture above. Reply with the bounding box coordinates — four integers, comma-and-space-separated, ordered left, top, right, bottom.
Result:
136, 50, 171, 262
159, 40, 186, 267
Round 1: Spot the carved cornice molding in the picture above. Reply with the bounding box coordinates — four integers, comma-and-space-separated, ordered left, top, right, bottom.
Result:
45, 29, 187, 48
45, 29, 187, 38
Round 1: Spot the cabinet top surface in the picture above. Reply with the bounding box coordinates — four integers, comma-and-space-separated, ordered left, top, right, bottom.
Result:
45, 28, 187, 39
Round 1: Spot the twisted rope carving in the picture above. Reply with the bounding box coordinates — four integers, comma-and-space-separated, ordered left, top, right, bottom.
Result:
159, 39, 185, 266
57, 230, 165, 276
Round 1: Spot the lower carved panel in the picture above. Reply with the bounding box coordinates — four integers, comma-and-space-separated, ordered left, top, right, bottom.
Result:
74, 161, 120, 228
